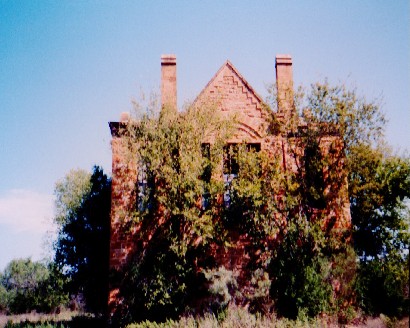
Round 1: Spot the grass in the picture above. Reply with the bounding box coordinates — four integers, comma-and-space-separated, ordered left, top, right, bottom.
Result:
125, 306, 409, 328
0, 311, 104, 328
0, 308, 408, 328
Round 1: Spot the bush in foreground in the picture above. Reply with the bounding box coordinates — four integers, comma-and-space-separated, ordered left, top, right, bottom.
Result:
0, 259, 68, 314
125, 305, 335, 328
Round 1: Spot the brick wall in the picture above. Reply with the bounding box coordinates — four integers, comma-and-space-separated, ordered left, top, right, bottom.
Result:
107, 55, 352, 313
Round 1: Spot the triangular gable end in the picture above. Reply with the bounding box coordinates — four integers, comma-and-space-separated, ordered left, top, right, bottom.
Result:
193, 60, 264, 110
193, 60, 268, 140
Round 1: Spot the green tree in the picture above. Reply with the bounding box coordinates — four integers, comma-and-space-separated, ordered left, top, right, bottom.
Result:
0, 278, 9, 312
37, 262, 70, 313
118, 86, 354, 323
1, 258, 48, 313
54, 166, 111, 314
221, 81, 408, 319
350, 146, 410, 316
0, 258, 67, 314
117, 81, 408, 323
115, 102, 234, 323
349, 145, 410, 260
301, 81, 409, 317
54, 169, 92, 226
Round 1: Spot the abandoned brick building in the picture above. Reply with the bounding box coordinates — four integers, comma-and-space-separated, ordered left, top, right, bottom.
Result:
108, 55, 352, 311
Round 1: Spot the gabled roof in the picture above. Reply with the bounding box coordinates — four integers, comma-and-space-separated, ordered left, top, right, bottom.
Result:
193, 60, 264, 107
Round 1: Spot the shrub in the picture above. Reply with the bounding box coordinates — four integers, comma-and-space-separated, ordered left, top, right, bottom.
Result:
356, 253, 409, 317
268, 217, 333, 319
0, 259, 68, 314
203, 267, 238, 314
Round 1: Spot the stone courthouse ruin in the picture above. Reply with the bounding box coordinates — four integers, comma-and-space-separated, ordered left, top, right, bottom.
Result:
108, 55, 352, 312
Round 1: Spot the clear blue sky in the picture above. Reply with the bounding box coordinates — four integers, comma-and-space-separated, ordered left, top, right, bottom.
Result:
0, 1, 409, 270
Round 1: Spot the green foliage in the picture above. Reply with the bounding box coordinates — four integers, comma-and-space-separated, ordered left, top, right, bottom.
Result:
268, 216, 332, 319
123, 102, 233, 249
0, 279, 9, 312
112, 101, 235, 325
54, 170, 91, 226
356, 253, 409, 317
54, 166, 111, 314
125, 305, 328, 328
305, 81, 385, 151
348, 145, 409, 317
0, 166, 111, 316
328, 246, 357, 323
203, 267, 238, 313
1, 259, 49, 313
117, 235, 197, 324
303, 139, 326, 209
349, 145, 410, 259
37, 264, 69, 313
224, 144, 283, 239
4, 322, 66, 328
247, 269, 272, 315
300, 81, 409, 317
0, 259, 68, 314
116, 80, 409, 323
3, 315, 105, 328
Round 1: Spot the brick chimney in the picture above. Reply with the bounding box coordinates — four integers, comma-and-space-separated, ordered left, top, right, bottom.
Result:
161, 54, 177, 111
275, 54, 294, 117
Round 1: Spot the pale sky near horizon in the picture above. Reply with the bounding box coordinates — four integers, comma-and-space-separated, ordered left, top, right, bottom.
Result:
0, 1, 409, 271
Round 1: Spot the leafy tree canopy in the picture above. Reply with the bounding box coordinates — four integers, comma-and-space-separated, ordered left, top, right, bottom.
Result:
54, 169, 92, 226
54, 166, 111, 314
118, 81, 409, 322
0, 259, 67, 314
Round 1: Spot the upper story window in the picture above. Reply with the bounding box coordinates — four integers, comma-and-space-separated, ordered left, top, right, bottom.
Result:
200, 142, 261, 207
137, 162, 152, 212
223, 143, 261, 207
201, 143, 211, 183
223, 143, 261, 175
223, 144, 239, 175
304, 141, 326, 209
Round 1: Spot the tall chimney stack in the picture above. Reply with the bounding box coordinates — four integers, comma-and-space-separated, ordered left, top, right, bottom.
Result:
275, 54, 294, 118
161, 54, 177, 111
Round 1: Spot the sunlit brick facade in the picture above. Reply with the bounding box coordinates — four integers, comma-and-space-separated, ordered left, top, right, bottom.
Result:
108, 55, 351, 312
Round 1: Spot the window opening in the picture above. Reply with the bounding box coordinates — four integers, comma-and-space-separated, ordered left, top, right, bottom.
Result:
201, 143, 211, 210
223, 143, 261, 207
304, 141, 326, 209
137, 162, 149, 211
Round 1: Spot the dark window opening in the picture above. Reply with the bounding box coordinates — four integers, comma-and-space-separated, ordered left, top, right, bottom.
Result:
201, 192, 211, 210
201, 143, 210, 159
201, 143, 212, 183
201, 143, 211, 209
137, 163, 152, 212
223, 144, 239, 175
223, 143, 261, 175
223, 143, 261, 207
200, 142, 261, 208
304, 142, 326, 209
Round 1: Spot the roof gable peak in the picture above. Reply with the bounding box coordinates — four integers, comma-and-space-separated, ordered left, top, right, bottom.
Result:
194, 60, 263, 106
